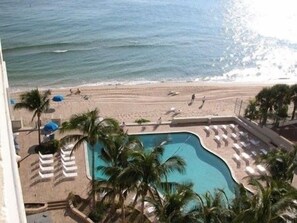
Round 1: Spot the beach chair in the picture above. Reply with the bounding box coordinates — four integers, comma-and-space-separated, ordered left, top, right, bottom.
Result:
241, 152, 250, 165
233, 143, 241, 152
63, 165, 77, 172
220, 125, 228, 133
61, 154, 75, 161
231, 133, 238, 141
245, 166, 255, 175
229, 124, 236, 132
260, 148, 268, 155
39, 152, 53, 160
232, 154, 241, 165
222, 134, 228, 142
39, 171, 54, 179
39, 164, 54, 172
60, 149, 72, 156
214, 135, 221, 145
203, 126, 210, 134
39, 157, 54, 165
256, 164, 266, 174
63, 143, 74, 151
61, 159, 76, 167
211, 125, 218, 134
62, 169, 77, 178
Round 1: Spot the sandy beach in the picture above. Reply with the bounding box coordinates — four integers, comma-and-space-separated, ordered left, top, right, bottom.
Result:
10, 82, 265, 127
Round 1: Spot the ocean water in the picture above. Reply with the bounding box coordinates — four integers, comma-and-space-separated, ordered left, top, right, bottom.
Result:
1, 0, 297, 89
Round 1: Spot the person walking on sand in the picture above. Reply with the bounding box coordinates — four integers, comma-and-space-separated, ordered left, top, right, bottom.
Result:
191, 94, 195, 102
202, 96, 205, 104
75, 88, 81, 95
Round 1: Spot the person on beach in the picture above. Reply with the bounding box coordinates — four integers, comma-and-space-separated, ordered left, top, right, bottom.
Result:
202, 96, 205, 104
75, 88, 81, 95
191, 94, 195, 102
69, 89, 73, 95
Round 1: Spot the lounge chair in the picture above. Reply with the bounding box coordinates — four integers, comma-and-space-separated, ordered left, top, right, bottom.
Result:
231, 133, 238, 141
260, 148, 268, 155
39, 164, 54, 172
222, 134, 228, 142
62, 169, 77, 178
245, 166, 255, 175
60, 149, 72, 156
241, 152, 250, 165
39, 152, 53, 160
61, 159, 76, 167
61, 155, 75, 161
240, 141, 249, 148
211, 125, 218, 134
39, 171, 54, 179
39, 157, 54, 165
63, 165, 77, 172
233, 143, 241, 152
203, 126, 210, 134
229, 124, 236, 131
256, 164, 266, 174
233, 154, 241, 163
63, 143, 74, 151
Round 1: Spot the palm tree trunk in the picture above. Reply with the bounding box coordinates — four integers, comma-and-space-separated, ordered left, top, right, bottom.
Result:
92, 146, 96, 209
37, 113, 41, 145
291, 104, 296, 120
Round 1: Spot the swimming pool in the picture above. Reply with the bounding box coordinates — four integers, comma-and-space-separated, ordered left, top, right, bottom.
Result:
86, 132, 237, 199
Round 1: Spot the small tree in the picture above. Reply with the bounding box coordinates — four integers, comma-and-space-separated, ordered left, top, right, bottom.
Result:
14, 88, 51, 145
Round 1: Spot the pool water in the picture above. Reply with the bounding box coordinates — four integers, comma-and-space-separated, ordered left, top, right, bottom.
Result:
87, 132, 237, 199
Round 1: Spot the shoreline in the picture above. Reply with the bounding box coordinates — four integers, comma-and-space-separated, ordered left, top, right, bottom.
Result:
8, 79, 281, 93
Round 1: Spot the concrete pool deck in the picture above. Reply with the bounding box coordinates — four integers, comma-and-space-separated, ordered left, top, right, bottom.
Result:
17, 118, 292, 222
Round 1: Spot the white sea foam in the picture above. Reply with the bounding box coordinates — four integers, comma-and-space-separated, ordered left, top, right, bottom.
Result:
53, 50, 68, 53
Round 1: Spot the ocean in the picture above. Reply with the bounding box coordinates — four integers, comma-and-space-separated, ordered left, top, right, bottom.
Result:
1, 0, 297, 90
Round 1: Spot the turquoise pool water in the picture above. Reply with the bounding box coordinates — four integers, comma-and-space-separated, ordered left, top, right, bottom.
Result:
87, 132, 237, 199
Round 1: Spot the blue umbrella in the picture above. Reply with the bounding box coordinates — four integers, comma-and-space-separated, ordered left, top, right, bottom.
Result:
43, 121, 59, 132
52, 95, 64, 102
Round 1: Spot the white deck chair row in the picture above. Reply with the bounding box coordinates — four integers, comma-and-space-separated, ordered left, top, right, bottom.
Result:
60, 144, 78, 178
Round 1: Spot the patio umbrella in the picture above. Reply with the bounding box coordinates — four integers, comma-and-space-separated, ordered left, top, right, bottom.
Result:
52, 95, 64, 102
43, 121, 59, 132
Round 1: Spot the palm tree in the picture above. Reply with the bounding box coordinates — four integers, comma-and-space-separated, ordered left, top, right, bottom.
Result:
232, 178, 297, 223
14, 88, 51, 145
95, 133, 143, 222
244, 99, 259, 120
290, 84, 297, 120
196, 189, 232, 223
255, 87, 274, 125
270, 84, 290, 126
256, 146, 297, 183
59, 108, 120, 208
147, 182, 199, 223
118, 143, 186, 220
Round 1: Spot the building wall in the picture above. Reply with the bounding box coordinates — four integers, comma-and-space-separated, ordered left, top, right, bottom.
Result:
0, 41, 27, 223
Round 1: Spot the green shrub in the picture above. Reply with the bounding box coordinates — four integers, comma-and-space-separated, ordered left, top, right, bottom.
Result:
135, 118, 150, 125
36, 139, 59, 154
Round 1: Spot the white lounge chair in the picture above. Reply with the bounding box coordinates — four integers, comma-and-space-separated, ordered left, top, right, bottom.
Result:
222, 134, 228, 141
233, 143, 241, 152
211, 125, 218, 133
240, 141, 249, 148
61, 159, 76, 167
63, 169, 77, 178
61, 149, 72, 156
231, 133, 238, 141
245, 166, 255, 175
39, 171, 54, 179
256, 164, 266, 173
63, 165, 77, 172
39, 164, 54, 172
241, 152, 250, 161
251, 139, 260, 146
203, 126, 210, 134
220, 125, 227, 133
260, 149, 268, 155
63, 143, 74, 151
62, 155, 75, 162
39, 152, 53, 160
233, 154, 241, 163
39, 157, 54, 165
229, 124, 236, 131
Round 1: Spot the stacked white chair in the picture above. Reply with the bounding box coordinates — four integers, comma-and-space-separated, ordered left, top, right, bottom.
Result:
61, 144, 78, 178
38, 152, 54, 179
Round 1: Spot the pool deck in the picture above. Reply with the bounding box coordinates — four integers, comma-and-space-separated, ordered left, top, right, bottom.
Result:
18, 121, 272, 222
